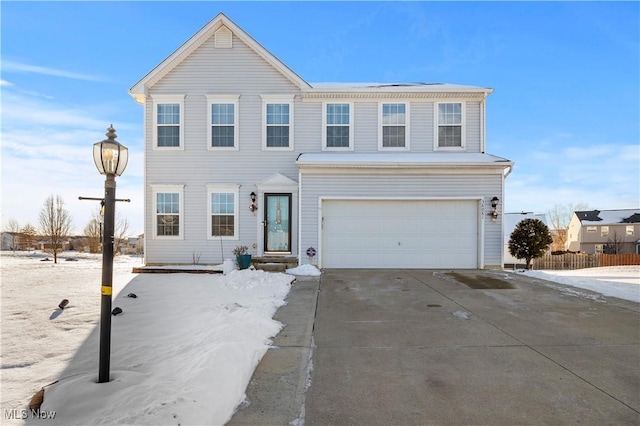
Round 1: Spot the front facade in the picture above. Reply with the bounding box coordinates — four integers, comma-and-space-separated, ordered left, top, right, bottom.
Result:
567, 209, 640, 254
129, 13, 513, 269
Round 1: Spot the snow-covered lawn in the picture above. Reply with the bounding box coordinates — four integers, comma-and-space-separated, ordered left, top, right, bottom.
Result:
1, 252, 637, 425
519, 265, 640, 303
0, 251, 300, 425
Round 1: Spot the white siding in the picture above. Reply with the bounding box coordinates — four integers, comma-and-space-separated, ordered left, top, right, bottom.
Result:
299, 171, 504, 268
145, 34, 303, 264
139, 32, 501, 266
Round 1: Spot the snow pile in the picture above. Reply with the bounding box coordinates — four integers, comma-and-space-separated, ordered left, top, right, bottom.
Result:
520, 266, 640, 303
0, 252, 294, 425
286, 264, 322, 276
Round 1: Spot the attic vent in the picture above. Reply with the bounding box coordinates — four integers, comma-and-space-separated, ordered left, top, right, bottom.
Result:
215, 26, 232, 49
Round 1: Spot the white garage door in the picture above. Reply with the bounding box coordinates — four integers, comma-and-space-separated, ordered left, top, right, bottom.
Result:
322, 200, 478, 269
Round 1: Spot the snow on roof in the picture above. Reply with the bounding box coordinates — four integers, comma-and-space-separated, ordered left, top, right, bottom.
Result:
308, 82, 492, 92
575, 209, 640, 225
296, 152, 512, 167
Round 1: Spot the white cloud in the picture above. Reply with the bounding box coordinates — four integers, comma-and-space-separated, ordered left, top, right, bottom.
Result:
1, 60, 106, 82
1, 92, 144, 235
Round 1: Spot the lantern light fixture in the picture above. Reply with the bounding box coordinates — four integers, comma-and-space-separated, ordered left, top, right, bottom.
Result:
249, 192, 258, 212
490, 197, 500, 221
93, 125, 129, 176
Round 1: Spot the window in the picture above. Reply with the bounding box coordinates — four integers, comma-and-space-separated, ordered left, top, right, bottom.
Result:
626, 225, 634, 236
207, 185, 239, 239
586, 226, 597, 233
207, 95, 239, 150
601, 226, 609, 237
380, 103, 407, 149
262, 95, 294, 150
152, 185, 184, 238
324, 103, 352, 149
595, 244, 603, 254
152, 95, 185, 149
437, 102, 463, 149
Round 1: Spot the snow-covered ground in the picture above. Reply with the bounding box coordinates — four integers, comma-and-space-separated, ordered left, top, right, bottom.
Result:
1, 251, 637, 425
519, 266, 640, 303
0, 251, 316, 425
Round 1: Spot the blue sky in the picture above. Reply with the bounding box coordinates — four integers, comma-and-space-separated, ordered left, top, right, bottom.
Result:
1, 1, 638, 235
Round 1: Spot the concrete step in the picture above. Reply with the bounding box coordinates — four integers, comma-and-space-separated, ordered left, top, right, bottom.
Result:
252, 256, 298, 272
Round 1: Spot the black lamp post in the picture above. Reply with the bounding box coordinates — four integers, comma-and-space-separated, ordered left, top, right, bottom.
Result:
93, 125, 128, 383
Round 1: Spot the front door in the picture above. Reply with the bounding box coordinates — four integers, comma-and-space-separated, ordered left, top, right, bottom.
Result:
264, 193, 292, 253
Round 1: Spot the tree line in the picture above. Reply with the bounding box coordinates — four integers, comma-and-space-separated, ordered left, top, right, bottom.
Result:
3, 194, 130, 263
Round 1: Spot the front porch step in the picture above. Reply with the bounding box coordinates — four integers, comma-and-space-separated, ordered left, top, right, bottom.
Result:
252, 256, 298, 272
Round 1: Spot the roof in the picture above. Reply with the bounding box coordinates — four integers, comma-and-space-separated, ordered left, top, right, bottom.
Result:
129, 13, 310, 102
130, 13, 493, 103
309, 82, 492, 92
574, 209, 640, 225
296, 152, 513, 168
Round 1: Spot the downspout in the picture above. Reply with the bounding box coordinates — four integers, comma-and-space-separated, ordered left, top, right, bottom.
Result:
298, 167, 303, 266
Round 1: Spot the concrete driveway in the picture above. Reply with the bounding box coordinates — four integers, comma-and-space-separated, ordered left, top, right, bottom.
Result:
229, 269, 640, 425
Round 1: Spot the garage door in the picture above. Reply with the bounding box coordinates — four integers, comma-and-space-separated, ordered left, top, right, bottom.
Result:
322, 200, 478, 269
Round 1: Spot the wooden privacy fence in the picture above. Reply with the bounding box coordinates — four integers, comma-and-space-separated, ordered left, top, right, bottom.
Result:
532, 253, 640, 270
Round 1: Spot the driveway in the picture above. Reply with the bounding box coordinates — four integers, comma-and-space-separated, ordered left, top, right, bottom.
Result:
230, 269, 640, 425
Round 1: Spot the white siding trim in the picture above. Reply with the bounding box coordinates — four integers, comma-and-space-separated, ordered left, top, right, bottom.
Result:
434, 100, 466, 151
378, 102, 410, 151
151, 94, 185, 151
261, 94, 295, 151
206, 183, 240, 241
151, 184, 185, 240
322, 101, 354, 151
206, 94, 240, 151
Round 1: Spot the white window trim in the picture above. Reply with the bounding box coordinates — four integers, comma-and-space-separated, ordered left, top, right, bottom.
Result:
378, 102, 410, 151
626, 225, 634, 236
601, 226, 609, 237
151, 184, 185, 240
151, 94, 185, 151
322, 102, 354, 151
434, 100, 466, 151
206, 94, 240, 151
206, 184, 240, 241
261, 94, 295, 151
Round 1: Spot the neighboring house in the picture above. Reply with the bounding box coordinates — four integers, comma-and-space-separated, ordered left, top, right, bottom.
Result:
566, 209, 640, 254
503, 212, 548, 267
128, 13, 513, 269
1, 232, 17, 251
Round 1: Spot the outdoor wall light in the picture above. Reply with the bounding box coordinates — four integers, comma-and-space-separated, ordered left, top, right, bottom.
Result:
490, 196, 500, 222
249, 191, 258, 212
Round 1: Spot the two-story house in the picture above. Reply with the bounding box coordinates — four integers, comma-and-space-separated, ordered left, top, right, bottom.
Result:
129, 13, 513, 269
566, 209, 640, 254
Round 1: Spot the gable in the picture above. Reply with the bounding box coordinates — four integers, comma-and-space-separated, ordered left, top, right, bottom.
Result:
129, 13, 310, 103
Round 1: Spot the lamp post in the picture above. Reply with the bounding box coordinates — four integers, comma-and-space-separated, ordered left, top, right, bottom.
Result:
93, 125, 128, 383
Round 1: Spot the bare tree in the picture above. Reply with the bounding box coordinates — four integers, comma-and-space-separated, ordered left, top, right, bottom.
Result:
39, 195, 73, 263
21, 223, 37, 250
114, 215, 130, 254
84, 218, 102, 253
546, 202, 589, 250
604, 231, 626, 254
84, 207, 104, 253
4, 219, 21, 251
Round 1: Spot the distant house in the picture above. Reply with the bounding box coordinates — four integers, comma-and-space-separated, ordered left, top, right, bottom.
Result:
503, 213, 548, 267
128, 13, 513, 269
566, 209, 640, 254
1, 232, 17, 251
